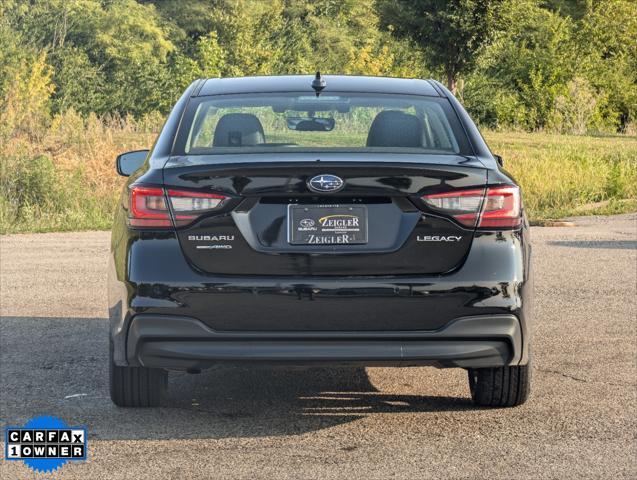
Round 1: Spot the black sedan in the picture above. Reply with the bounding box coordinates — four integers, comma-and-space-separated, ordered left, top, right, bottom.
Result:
109, 74, 532, 408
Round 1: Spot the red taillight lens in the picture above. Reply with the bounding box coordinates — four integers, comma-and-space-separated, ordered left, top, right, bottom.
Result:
421, 185, 521, 229
478, 186, 521, 228
128, 186, 228, 228
129, 186, 172, 228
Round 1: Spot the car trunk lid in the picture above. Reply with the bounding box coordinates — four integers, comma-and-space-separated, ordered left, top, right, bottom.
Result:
162, 153, 487, 276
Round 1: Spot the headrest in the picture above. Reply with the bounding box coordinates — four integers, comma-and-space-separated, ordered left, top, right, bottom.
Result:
366, 110, 423, 148
213, 113, 265, 147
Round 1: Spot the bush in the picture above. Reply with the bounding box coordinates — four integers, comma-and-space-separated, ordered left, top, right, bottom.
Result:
549, 77, 609, 134
0, 154, 60, 222
1, 111, 154, 234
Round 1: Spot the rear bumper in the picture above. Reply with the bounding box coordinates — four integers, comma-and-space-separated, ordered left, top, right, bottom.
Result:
109, 227, 533, 368
125, 314, 523, 369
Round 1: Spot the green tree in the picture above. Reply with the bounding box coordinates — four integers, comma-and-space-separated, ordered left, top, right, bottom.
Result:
467, 0, 635, 133
377, 0, 507, 93
0, 17, 54, 142
285, 0, 420, 76
483, 2, 575, 130
2, 0, 634, 132
574, 0, 637, 131
49, 46, 104, 115
7, 0, 176, 115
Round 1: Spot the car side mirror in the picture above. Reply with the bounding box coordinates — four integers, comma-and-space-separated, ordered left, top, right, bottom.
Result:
116, 150, 149, 176
494, 154, 504, 167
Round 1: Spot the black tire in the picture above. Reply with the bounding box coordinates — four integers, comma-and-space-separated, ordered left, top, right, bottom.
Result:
109, 341, 167, 407
468, 364, 531, 407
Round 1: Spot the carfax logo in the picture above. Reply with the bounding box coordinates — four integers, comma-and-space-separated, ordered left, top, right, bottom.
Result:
5, 415, 87, 474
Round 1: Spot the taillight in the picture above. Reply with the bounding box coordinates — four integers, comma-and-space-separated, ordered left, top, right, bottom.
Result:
166, 189, 227, 227
128, 186, 228, 228
129, 186, 172, 228
421, 185, 521, 229
421, 189, 485, 227
478, 186, 521, 228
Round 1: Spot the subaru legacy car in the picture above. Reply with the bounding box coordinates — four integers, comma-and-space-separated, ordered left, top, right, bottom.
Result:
109, 74, 532, 408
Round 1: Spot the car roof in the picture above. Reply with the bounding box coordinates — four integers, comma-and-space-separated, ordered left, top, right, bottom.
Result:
196, 75, 441, 97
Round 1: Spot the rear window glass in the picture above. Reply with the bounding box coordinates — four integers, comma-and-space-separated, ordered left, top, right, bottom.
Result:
173, 93, 471, 155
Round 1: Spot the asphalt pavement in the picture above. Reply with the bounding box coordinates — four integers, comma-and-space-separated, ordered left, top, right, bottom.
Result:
1, 214, 635, 479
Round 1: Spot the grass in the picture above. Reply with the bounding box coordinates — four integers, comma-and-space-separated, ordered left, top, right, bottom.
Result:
1, 111, 157, 234
1, 115, 635, 234
483, 131, 637, 221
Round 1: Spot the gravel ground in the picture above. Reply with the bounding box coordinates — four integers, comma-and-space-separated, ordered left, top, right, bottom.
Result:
1, 214, 636, 479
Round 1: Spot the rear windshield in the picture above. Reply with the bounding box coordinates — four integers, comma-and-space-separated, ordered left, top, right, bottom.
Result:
173, 93, 471, 155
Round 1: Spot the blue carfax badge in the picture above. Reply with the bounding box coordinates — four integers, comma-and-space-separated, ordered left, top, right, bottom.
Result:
5, 415, 88, 474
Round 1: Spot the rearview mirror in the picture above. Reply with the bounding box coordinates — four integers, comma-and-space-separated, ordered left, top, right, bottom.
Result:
494, 154, 504, 167
286, 117, 335, 132
116, 150, 149, 176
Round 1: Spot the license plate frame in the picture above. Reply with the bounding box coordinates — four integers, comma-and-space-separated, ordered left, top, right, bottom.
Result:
287, 204, 368, 245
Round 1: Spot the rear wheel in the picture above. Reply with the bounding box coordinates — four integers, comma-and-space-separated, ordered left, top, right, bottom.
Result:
109, 341, 167, 407
468, 363, 531, 407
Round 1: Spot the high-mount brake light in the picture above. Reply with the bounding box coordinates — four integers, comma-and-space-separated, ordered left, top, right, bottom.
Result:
128, 186, 228, 228
421, 185, 521, 229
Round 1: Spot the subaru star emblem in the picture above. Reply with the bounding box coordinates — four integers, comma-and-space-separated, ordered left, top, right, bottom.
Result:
299, 218, 315, 228
308, 174, 344, 193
